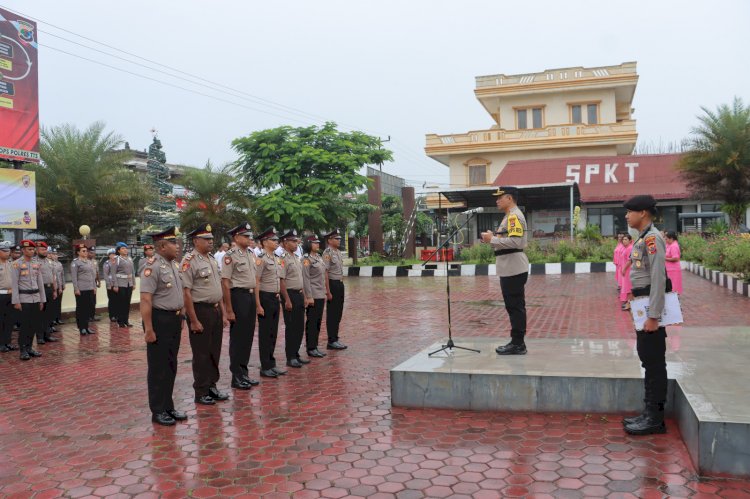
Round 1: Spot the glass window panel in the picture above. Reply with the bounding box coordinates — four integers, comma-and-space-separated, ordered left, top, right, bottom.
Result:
587, 104, 598, 124
532, 108, 543, 128
469, 165, 486, 185
572, 105, 582, 124
517, 109, 527, 129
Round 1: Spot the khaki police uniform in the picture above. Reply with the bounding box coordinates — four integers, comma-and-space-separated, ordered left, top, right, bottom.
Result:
103, 257, 116, 321
181, 250, 224, 398
0, 256, 15, 348
141, 254, 184, 416
71, 256, 96, 332
323, 246, 345, 345
281, 249, 305, 362
256, 250, 283, 371
11, 256, 45, 353
112, 255, 135, 326
490, 205, 530, 346
302, 251, 326, 353
221, 248, 257, 383
37, 255, 57, 341
52, 257, 65, 323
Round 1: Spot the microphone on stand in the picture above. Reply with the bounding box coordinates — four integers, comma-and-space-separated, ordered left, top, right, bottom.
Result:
460, 207, 484, 216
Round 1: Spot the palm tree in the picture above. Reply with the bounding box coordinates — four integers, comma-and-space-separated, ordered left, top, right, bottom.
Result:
678, 97, 750, 231
178, 161, 254, 242
32, 122, 153, 246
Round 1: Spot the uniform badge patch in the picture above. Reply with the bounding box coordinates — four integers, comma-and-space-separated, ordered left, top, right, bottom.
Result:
324, 254, 331, 261
645, 235, 657, 255
144, 268, 152, 277
507, 214, 524, 237
255, 258, 262, 266
303, 259, 310, 267
181, 261, 190, 272
224, 256, 232, 266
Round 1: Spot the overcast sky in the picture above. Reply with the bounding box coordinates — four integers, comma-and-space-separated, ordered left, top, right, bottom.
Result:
3, 0, 748, 188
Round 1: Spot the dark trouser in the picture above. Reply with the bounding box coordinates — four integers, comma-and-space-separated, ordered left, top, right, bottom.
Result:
115, 286, 133, 324
326, 280, 345, 343
39, 286, 54, 341
258, 291, 280, 371
54, 289, 63, 321
500, 272, 528, 345
632, 286, 668, 407
147, 309, 183, 414
20, 302, 41, 349
188, 303, 223, 397
283, 289, 305, 361
107, 288, 116, 319
305, 298, 325, 351
0, 294, 13, 345
229, 288, 256, 381
89, 288, 97, 319
75, 290, 94, 330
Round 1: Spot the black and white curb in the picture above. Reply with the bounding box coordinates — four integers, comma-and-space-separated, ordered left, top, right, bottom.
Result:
345, 262, 616, 277
684, 262, 750, 297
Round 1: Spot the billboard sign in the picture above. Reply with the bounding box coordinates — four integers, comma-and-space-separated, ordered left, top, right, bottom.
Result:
0, 7, 40, 163
0, 168, 37, 229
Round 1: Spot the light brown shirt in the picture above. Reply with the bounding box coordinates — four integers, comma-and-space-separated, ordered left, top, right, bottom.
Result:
302, 253, 326, 299
181, 251, 223, 304
112, 256, 135, 287
71, 257, 96, 291
11, 257, 45, 304
140, 255, 184, 311
323, 247, 343, 281
281, 251, 304, 291
37, 256, 56, 286
491, 205, 530, 277
0, 259, 13, 291
256, 251, 282, 293
220, 248, 256, 289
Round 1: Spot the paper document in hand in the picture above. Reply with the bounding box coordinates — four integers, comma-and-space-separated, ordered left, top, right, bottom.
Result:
630, 292, 683, 330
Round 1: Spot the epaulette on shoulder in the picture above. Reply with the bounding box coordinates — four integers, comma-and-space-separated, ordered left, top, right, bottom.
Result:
146, 256, 156, 265
184, 253, 193, 261
226, 249, 235, 255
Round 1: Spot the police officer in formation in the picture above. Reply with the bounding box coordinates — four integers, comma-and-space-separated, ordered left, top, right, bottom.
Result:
35, 241, 59, 344
220, 222, 260, 390
279, 230, 309, 368
71, 243, 97, 335
621, 195, 669, 436
110, 242, 136, 328
255, 227, 287, 378
138, 243, 155, 275
0, 241, 17, 353
87, 246, 101, 323
481, 186, 529, 356
103, 248, 117, 322
302, 235, 327, 358
181, 224, 230, 405
49, 247, 65, 326
139, 227, 187, 426
11, 240, 45, 360
323, 229, 347, 350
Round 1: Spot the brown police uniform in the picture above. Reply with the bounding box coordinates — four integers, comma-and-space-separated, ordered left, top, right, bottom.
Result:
256, 246, 283, 372
323, 232, 345, 347
280, 238, 305, 363
11, 244, 45, 357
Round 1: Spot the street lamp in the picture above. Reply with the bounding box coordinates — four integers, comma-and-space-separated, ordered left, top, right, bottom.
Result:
348, 229, 358, 266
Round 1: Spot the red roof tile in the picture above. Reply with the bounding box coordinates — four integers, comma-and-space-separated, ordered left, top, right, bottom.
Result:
494, 153, 690, 203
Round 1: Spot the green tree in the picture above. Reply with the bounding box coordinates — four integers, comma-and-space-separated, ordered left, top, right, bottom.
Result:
232, 122, 392, 232
678, 97, 750, 231
32, 122, 153, 246
178, 161, 254, 242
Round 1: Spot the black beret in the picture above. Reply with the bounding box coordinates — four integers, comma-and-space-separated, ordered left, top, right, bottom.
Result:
623, 195, 657, 211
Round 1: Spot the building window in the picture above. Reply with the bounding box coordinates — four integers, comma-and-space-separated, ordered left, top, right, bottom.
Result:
468, 164, 487, 185
572, 105, 582, 124
587, 104, 598, 124
569, 102, 600, 125
516, 107, 544, 129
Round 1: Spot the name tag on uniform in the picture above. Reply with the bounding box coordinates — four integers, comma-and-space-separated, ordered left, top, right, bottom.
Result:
630, 292, 683, 330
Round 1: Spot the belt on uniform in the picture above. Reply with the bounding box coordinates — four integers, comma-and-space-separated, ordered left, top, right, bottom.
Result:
19, 289, 40, 294
154, 308, 183, 315
194, 302, 219, 308
287, 289, 303, 293
116, 274, 131, 278
44, 284, 53, 288
259, 290, 280, 296
0, 289, 10, 295
230, 287, 254, 294
494, 249, 523, 256
631, 286, 650, 298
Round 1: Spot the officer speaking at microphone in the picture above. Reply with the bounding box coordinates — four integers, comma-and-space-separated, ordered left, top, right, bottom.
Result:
481, 186, 530, 356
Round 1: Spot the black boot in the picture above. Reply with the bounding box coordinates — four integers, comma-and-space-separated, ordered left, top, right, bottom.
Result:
19, 346, 30, 361
623, 378, 653, 426
625, 403, 666, 435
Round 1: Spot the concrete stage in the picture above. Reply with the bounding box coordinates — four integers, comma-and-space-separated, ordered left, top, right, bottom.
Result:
391, 327, 750, 477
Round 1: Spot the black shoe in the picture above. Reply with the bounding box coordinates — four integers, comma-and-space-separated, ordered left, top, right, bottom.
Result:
27, 348, 41, 358
308, 349, 327, 358
231, 379, 253, 390
0, 345, 9, 353
37, 338, 46, 345
44, 336, 58, 342
195, 395, 216, 405
272, 367, 287, 375
496, 343, 527, 355
54, 320, 63, 325
92, 316, 101, 322
286, 358, 303, 368
126, 322, 134, 327
19, 348, 30, 361
208, 387, 229, 401
327, 341, 347, 350
242, 376, 260, 386
296, 357, 311, 364
86, 328, 96, 334
118, 323, 128, 328
260, 369, 278, 378
80, 329, 88, 336
166, 409, 188, 421
110, 317, 117, 322
152, 412, 176, 426
49, 327, 57, 333
622, 413, 646, 426
624, 405, 666, 435
5, 344, 18, 351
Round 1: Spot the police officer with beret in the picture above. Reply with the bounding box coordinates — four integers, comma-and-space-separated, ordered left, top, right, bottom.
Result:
182, 223, 230, 405
0, 241, 18, 353
481, 186, 530, 355
621, 195, 669, 435
279, 230, 309, 368
140, 227, 188, 426
111, 242, 136, 328
255, 227, 287, 378
323, 229, 347, 350
71, 244, 97, 335
35, 241, 59, 344
11, 240, 45, 360
302, 235, 327, 358
221, 222, 260, 390
49, 247, 65, 326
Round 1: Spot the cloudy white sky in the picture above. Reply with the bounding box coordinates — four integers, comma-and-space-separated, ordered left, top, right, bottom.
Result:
3, 0, 748, 188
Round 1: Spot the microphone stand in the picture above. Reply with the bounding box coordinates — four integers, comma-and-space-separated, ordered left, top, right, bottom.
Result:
425, 211, 481, 356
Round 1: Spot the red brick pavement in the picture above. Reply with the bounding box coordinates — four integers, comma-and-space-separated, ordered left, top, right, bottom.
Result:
1, 272, 749, 498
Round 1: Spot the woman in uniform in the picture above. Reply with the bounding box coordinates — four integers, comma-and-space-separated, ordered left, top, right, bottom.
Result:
103, 248, 117, 322
71, 244, 97, 335
302, 235, 327, 358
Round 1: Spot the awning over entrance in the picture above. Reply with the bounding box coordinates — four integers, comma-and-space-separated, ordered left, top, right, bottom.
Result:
437, 182, 580, 210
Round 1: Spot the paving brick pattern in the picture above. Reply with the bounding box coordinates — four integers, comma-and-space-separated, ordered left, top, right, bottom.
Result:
1, 272, 749, 498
